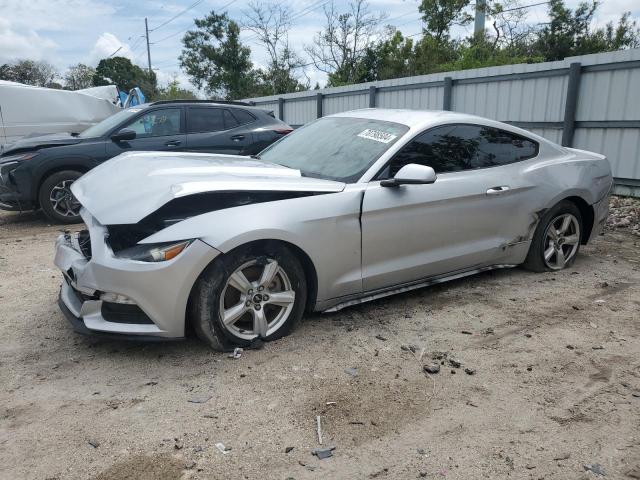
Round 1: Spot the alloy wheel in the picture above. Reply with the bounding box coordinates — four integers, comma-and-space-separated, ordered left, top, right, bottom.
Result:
49, 180, 81, 218
219, 258, 296, 340
543, 213, 580, 270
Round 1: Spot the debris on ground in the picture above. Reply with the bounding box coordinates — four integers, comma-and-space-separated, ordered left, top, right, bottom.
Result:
285, 447, 294, 453
228, 347, 243, 359
607, 196, 640, 236
461, 330, 473, 335
88, 439, 100, 448
312, 446, 335, 459
401, 344, 418, 353
583, 463, 606, 476
344, 367, 358, 377
449, 358, 462, 368
423, 364, 440, 374
375, 334, 388, 341
464, 368, 476, 375
215, 443, 231, 454
188, 395, 212, 404
316, 415, 323, 444
174, 439, 183, 450
185, 460, 196, 469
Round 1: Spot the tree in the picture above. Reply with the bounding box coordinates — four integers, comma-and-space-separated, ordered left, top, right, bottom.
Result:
93, 56, 157, 98
180, 12, 258, 99
243, 2, 308, 94
418, 0, 473, 42
155, 77, 198, 100
534, 0, 640, 61
306, 0, 384, 87
0, 60, 59, 87
352, 28, 416, 82
64, 63, 96, 90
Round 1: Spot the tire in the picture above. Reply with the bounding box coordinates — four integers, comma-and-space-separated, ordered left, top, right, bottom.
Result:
38, 170, 84, 224
523, 200, 583, 272
192, 242, 307, 351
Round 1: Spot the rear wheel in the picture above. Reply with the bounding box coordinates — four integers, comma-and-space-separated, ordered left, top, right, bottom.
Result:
38, 170, 83, 224
523, 200, 582, 272
192, 243, 307, 351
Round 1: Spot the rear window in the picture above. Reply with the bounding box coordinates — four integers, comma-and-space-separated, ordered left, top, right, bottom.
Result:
187, 107, 224, 133
231, 109, 256, 125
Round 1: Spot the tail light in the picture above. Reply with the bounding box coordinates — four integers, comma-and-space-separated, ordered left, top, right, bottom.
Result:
273, 128, 293, 135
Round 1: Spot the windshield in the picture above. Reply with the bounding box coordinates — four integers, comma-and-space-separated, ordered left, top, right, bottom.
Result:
79, 107, 144, 138
258, 117, 409, 182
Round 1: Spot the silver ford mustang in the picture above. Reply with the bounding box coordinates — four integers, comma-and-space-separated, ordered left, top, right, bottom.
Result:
54, 109, 612, 350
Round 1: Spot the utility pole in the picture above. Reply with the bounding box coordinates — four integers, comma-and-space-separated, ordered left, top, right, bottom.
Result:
474, 0, 486, 37
145, 17, 152, 75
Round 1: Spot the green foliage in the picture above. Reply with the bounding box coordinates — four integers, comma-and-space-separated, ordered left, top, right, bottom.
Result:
155, 78, 198, 100
0, 59, 59, 87
535, 0, 640, 61
64, 63, 96, 90
340, 0, 639, 86
179, 12, 258, 99
418, 0, 473, 41
93, 56, 157, 99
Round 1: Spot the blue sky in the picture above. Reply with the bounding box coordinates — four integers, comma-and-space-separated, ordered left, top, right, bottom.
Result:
1, 0, 639, 91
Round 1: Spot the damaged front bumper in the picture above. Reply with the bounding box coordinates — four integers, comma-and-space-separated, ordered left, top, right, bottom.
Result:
54, 210, 220, 339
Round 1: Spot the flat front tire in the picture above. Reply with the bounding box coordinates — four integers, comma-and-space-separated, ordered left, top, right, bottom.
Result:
38, 170, 83, 224
523, 200, 583, 272
192, 243, 307, 351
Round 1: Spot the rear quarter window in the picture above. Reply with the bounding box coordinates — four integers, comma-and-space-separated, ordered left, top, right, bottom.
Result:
231, 109, 256, 125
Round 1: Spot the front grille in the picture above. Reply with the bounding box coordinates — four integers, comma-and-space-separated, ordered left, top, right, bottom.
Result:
101, 302, 154, 325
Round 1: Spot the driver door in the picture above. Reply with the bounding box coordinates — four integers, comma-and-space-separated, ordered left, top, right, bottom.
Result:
360, 125, 513, 292
105, 107, 186, 157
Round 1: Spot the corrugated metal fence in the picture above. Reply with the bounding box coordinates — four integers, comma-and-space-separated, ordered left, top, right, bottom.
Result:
244, 49, 640, 196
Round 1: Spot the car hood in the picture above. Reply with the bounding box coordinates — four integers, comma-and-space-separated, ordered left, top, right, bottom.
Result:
1, 132, 84, 156
72, 151, 346, 225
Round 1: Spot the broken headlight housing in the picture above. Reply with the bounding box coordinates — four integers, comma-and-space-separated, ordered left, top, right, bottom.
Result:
115, 240, 193, 262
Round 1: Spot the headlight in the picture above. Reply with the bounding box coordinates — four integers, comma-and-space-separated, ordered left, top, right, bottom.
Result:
115, 240, 193, 262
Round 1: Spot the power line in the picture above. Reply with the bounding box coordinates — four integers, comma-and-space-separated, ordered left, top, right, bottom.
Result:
151, 0, 240, 43
150, 0, 206, 32
498, 0, 550, 14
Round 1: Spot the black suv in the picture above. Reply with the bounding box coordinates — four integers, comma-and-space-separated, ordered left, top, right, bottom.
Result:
0, 100, 292, 223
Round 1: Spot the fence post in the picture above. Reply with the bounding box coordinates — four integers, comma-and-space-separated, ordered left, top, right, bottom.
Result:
369, 86, 377, 108
278, 97, 284, 121
443, 77, 453, 110
561, 62, 582, 147
317, 92, 323, 118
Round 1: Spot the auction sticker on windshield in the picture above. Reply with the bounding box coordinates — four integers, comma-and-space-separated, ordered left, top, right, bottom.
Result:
357, 129, 398, 144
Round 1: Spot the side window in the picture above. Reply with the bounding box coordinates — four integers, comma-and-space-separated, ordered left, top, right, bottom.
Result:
474, 126, 538, 167
379, 124, 539, 178
187, 107, 224, 133
223, 109, 239, 129
380, 125, 467, 178
125, 108, 181, 138
230, 109, 256, 125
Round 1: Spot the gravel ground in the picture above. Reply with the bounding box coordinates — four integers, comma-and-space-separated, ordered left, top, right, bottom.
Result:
0, 198, 639, 480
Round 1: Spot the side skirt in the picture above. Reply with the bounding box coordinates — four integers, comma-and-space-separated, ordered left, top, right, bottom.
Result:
321, 264, 518, 313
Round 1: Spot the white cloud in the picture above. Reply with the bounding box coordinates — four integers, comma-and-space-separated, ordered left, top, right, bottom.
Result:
88, 33, 135, 65
0, 18, 57, 63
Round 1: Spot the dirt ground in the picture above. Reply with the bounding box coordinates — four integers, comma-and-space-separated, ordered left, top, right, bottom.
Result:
0, 206, 639, 480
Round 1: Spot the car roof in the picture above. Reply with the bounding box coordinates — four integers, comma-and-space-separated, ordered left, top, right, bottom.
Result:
330, 108, 490, 127
330, 108, 563, 150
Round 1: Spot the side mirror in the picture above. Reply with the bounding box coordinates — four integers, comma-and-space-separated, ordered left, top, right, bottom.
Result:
111, 128, 136, 142
380, 164, 437, 187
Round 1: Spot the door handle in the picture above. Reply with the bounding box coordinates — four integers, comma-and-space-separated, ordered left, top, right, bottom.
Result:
164, 140, 181, 147
231, 134, 245, 142
486, 186, 510, 195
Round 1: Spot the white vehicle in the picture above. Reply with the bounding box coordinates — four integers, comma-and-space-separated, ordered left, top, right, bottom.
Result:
0, 81, 121, 149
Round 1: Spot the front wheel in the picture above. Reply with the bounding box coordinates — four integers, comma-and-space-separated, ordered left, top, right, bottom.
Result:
38, 170, 83, 224
523, 200, 583, 272
192, 243, 307, 351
